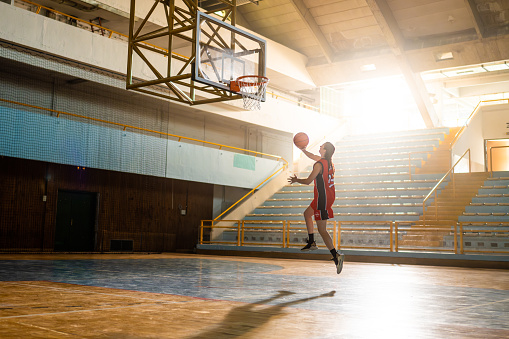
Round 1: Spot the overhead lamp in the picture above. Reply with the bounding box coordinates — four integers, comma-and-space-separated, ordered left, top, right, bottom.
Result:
435, 52, 454, 61
483, 62, 509, 71
360, 64, 376, 72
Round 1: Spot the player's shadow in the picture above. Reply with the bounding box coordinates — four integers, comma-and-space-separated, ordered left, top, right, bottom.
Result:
186, 290, 336, 338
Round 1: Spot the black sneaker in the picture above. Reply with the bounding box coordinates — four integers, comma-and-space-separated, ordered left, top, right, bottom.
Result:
335, 252, 345, 274
301, 241, 317, 251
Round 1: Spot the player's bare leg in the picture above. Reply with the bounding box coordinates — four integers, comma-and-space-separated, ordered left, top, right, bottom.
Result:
317, 220, 345, 274
301, 206, 317, 251
316, 220, 333, 250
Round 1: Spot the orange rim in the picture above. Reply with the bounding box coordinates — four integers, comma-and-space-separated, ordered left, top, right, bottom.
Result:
236, 75, 269, 87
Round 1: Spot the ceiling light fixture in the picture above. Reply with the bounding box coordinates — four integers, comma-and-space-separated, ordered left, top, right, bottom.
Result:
435, 52, 454, 61
360, 64, 376, 72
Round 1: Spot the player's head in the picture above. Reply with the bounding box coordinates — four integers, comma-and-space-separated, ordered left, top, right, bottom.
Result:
322, 142, 335, 160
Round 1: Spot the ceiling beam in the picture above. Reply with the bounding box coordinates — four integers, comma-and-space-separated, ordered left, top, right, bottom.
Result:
288, 0, 334, 64
364, 0, 404, 55
365, 0, 439, 127
463, 0, 486, 40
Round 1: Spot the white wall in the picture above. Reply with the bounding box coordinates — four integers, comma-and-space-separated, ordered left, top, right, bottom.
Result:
452, 102, 509, 172
0, 2, 338, 162
0, 106, 284, 189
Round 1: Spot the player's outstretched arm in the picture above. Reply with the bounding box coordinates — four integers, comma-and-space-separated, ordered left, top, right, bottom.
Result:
301, 148, 321, 162
288, 163, 321, 185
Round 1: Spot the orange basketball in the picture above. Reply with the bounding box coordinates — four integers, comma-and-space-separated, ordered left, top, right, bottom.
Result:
293, 132, 309, 149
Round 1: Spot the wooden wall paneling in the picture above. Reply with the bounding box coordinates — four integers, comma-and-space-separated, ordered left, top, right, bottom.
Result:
0, 157, 47, 251
0, 156, 214, 252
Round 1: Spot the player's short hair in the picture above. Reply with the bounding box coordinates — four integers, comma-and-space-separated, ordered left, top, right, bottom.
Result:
323, 142, 335, 160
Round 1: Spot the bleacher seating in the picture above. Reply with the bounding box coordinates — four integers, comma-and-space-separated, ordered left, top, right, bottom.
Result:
454, 173, 509, 252
219, 128, 451, 247
459, 174, 509, 223
213, 130, 509, 254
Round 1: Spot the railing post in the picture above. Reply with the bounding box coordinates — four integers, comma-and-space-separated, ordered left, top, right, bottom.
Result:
423, 203, 426, 227
460, 222, 464, 254
286, 221, 290, 248
454, 222, 458, 254
282, 221, 286, 248
199, 220, 204, 245
237, 221, 241, 246
490, 147, 493, 178
390, 221, 393, 252
394, 222, 399, 252
468, 149, 471, 173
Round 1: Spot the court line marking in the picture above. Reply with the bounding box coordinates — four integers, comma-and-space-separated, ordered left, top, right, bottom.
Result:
1, 281, 198, 303
8, 320, 82, 338
0, 302, 174, 319
441, 297, 509, 314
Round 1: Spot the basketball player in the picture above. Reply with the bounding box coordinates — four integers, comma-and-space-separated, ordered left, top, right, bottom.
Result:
288, 142, 345, 274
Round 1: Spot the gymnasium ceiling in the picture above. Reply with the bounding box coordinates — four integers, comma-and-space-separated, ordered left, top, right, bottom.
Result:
235, 1, 509, 88
24, 0, 509, 125
235, 0, 509, 125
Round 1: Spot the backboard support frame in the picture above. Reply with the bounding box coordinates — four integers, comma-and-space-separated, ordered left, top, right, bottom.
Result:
126, 0, 266, 106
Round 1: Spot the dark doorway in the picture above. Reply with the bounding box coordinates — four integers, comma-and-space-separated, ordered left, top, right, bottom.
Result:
55, 190, 98, 251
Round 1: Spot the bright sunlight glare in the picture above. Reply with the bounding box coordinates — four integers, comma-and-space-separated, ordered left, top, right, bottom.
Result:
341, 76, 425, 135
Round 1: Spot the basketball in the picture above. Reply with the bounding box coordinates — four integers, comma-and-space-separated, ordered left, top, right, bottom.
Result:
293, 132, 309, 149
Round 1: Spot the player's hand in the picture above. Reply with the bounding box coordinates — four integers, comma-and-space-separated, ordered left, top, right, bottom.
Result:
288, 174, 298, 184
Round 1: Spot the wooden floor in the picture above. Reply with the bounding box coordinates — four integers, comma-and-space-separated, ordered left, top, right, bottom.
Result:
0, 253, 508, 338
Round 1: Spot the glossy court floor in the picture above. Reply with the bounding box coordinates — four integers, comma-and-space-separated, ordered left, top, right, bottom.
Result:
0, 253, 508, 339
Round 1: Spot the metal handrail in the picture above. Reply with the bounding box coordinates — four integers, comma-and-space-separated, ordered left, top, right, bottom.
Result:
394, 221, 456, 253
407, 149, 452, 179
241, 220, 287, 247
285, 220, 337, 249
450, 99, 509, 150
407, 151, 431, 179
213, 162, 289, 221
3, 97, 290, 224
201, 218, 509, 255
18, 0, 170, 54
489, 145, 509, 177
337, 221, 393, 251
422, 149, 471, 225
15, 0, 320, 112
459, 222, 509, 254
0, 98, 287, 164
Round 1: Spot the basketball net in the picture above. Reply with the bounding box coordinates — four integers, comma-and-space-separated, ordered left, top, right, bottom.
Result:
236, 76, 269, 111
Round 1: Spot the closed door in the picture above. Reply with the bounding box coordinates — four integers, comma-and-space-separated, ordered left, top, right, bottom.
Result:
55, 190, 97, 251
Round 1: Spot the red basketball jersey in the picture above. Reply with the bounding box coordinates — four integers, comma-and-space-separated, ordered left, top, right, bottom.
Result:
311, 158, 335, 220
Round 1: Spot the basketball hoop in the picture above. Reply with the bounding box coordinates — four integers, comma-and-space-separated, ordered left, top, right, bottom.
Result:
231, 75, 269, 111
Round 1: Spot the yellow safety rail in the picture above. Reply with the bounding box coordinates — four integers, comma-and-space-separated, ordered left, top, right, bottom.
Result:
458, 222, 509, 254
422, 149, 471, 225
200, 220, 242, 246
241, 221, 287, 247
2, 97, 289, 225
407, 151, 433, 180
0, 98, 287, 164
450, 98, 509, 149
19, 0, 168, 54
394, 221, 456, 253
201, 219, 509, 255
16, 0, 320, 112
213, 161, 289, 221
285, 220, 337, 249
337, 221, 393, 251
